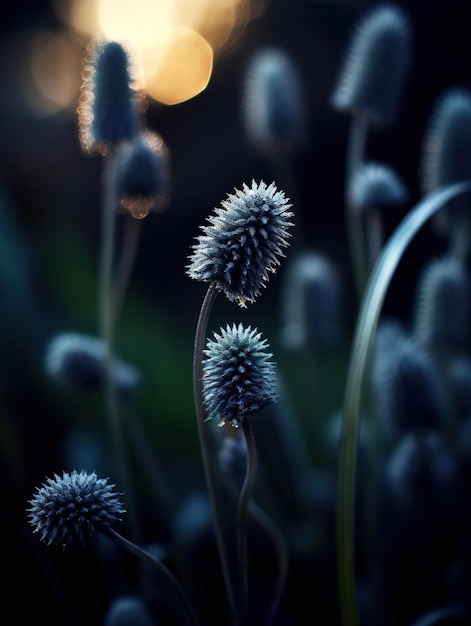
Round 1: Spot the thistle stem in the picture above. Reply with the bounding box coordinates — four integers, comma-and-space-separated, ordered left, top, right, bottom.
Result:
99, 156, 138, 542
345, 114, 369, 301
107, 527, 200, 626
237, 417, 258, 626
112, 213, 142, 326
192, 282, 238, 625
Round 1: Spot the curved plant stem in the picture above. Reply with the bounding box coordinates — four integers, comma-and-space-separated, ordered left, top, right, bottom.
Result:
107, 527, 201, 626
337, 181, 471, 626
237, 417, 257, 626
99, 157, 138, 542
192, 282, 238, 625
247, 500, 289, 626
345, 114, 369, 301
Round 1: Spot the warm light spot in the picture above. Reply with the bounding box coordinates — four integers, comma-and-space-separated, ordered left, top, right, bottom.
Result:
144, 26, 213, 105
52, 0, 100, 39
23, 31, 82, 116
97, 0, 174, 48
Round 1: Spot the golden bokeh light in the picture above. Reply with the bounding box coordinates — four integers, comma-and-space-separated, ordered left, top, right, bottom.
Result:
22, 30, 82, 117
144, 26, 213, 105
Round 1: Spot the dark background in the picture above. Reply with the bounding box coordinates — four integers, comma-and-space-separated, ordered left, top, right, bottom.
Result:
1, 0, 471, 623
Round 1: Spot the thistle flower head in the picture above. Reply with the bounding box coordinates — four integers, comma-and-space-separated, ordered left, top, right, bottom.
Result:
202, 323, 277, 427
187, 180, 293, 307
331, 3, 411, 125
27, 470, 125, 550
242, 46, 308, 158
412, 256, 470, 355
44, 332, 140, 396
349, 161, 408, 213
113, 130, 171, 219
78, 39, 143, 156
104, 596, 155, 626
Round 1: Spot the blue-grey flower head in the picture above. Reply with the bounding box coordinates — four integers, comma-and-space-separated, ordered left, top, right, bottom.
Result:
349, 161, 408, 212
202, 323, 277, 427
44, 332, 140, 396
242, 47, 308, 158
114, 130, 171, 218
331, 3, 411, 125
27, 470, 125, 550
104, 596, 155, 626
187, 180, 294, 307
78, 39, 142, 156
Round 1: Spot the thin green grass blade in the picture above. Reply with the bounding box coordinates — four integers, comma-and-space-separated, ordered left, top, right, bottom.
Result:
337, 180, 471, 626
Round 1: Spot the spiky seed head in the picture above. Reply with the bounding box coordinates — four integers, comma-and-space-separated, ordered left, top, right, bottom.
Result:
419, 88, 471, 233
187, 180, 294, 307
331, 3, 411, 125
44, 332, 140, 396
280, 251, 342, 350
113, 130, 171, 219
242, 46, 308, 159
78, 39, 143, 156
202, 323, 277, 427
370, 324, 447, 437
348, 161, 408, 213
412, 256, 470, 355
104, 596, 155, 626
27, 470, 125, 550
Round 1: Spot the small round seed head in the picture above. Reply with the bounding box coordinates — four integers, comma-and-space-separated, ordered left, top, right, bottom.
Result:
202, 323, 277, 427
104, 596, 155, 626
27, 470, 125, 550
280, 251, 342, 350
419, 88, 471, 233
331, 3, 411, 125
113, 130, 171, 219
370, 324, 447, 437
44, 332, 140, 396
78, 39, 143, 156
187, 180, 294, 307
242, 46, 308, 159
412, 256, 470, 355
348, 161, 408, 213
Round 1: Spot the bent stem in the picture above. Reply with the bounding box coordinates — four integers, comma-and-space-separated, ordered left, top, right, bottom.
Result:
107, 527, 200, 626
237, 417, 257, 626
337, 181, 471, 626
193, 281, 238, 625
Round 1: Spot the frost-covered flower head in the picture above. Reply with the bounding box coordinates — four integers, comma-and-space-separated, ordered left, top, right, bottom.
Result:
187, 180, 293, 307
27, 470, 125, 550
202, 323, 277, 427
78, 39, 143, 156
331, 3, 411, 126
348, 161, 408, 213
44, 332, 140, 396
114, 130, 171, 219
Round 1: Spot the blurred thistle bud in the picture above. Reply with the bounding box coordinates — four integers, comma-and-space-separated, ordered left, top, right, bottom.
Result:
78, 39, 143, 156
44, 332, 140, 396
242, 46, 308, 159
113, 130, 171, 219
419, 88, 471, 234
412, 256, 470, 356
27, 470, 125, 549
104, 595, 155, 626
218, 431, 248, 491
187, 180, 294, 307
348, 161, 408, 214
202, 323, 277, 427
384, 431, 455, 508
331, 3, 411, 126
280, 251, 342, 350
370, 321, 447, 437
